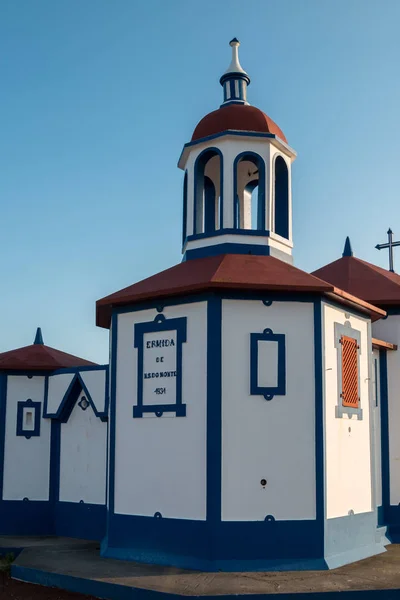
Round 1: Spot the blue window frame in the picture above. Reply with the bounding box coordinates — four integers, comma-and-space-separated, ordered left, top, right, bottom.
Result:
250, 328, 286, 401
133, 314, 187, 418
16, 398, 41, 439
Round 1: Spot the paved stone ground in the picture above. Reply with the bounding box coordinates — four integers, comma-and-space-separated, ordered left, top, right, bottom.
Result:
6, 538, 400, 596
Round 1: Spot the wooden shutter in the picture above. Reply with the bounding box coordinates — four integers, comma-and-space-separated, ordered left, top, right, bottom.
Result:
340, 335, 359, 408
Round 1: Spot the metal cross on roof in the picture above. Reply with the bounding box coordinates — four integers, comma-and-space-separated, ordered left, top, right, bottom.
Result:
375, 228, 400, 273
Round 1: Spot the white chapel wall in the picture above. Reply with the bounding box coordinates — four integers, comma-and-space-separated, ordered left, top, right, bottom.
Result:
221, 299, 316, 521
323, 304, 372, 519
59, 390, 107, 505
372, 315, 400, 505
2, 376, 51, 501
114, 301, 207, 519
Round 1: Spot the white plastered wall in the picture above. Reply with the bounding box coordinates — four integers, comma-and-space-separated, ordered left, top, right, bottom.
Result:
372, 315, 400, 504
221, 300, 316, 521
114, 302, 207, 519
59, 390, 107, 504
2, 376, 51, 501
323, 304, 372, 518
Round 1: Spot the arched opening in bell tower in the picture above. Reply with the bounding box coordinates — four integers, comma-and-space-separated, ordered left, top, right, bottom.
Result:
193, 149, 222, 235
274, 156, 289, 239
234, 152, 266, 231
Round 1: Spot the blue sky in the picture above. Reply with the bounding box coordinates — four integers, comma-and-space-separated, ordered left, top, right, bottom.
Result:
1, 0, 399, 363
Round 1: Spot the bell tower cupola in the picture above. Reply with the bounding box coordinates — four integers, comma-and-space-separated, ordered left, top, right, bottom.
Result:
178, 39, 297, 263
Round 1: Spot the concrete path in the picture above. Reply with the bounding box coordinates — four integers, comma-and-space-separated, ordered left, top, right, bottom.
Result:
3, 537, 400, 598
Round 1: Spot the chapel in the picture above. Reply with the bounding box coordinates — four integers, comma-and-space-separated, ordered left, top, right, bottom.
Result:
0, 39, 399, 572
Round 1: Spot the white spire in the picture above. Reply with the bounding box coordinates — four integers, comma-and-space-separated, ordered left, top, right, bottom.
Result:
219, 39, 250, 106
224, 38, 249, 77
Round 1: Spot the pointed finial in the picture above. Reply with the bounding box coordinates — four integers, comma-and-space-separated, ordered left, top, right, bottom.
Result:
342, 236, 353, 257
388, 228, 393, 235
34, 327, 44, 345
220, 38, 250, 106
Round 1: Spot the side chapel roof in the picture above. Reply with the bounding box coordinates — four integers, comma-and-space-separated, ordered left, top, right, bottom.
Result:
0, 328, 97, 372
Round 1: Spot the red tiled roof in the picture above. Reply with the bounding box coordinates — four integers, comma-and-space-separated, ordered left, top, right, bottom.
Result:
96, 254, 384, 329
312, 256, 400, 308
0, 344, 97, 372
191, 104, 287, 143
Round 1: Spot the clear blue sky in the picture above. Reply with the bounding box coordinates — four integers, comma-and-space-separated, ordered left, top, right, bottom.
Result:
1, 0, 399, 363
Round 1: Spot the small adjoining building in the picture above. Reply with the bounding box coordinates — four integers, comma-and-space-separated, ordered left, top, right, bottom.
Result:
0, 39, 399, 572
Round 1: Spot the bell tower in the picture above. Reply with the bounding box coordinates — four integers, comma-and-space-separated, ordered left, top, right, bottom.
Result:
179, 39, 297, 263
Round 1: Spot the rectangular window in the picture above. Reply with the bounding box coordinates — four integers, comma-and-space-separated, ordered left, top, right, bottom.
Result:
340, 335, 359, 408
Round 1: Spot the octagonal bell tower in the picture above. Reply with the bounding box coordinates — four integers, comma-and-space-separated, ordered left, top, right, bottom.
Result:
179, 39, 297, 263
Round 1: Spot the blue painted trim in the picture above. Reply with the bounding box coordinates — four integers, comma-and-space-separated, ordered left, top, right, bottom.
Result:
233, 151, 266, 231
103, 514, 324, 571
49, 419, 61, 505
185, 228, 272, 242
313, 300, 325, 530
206, 297, 222, 525
0, 500, 53, 535
0, 374, 7, 500
184, 242, 271, 261
192, 147, 224, 236
51, 365, 107, 375
108, 313, 118, 518
54, 501, 106, 541
0, 370, 52, 376
250, 330, 286, 399
133, 315, 187, 418
16, 398, 41, 438
43, 371, 108, 421
379, 349, 390, 520
182, 171, 188, 247
220, 70, 250, 86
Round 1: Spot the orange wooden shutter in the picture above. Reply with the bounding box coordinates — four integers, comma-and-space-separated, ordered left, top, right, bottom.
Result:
340, 335, 359, 408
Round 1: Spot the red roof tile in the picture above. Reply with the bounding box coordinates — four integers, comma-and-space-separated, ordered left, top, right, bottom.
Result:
96, 254, 383, 328
0, 344, 97, 372
192, 104, 287, 143
312, 256, 400, 308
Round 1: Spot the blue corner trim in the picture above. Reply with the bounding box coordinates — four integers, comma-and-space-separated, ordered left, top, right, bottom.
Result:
107, 312, 118, 518
49, 419, 61, 505
182, 171, 188, 247
16, 398, 41, 438
133, 316, 187, 418
207, 297, 222, 525
313, 300, 325, 531
250, 329, 286, 399
379, 349, 390, 518
0, 375, 7, 499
